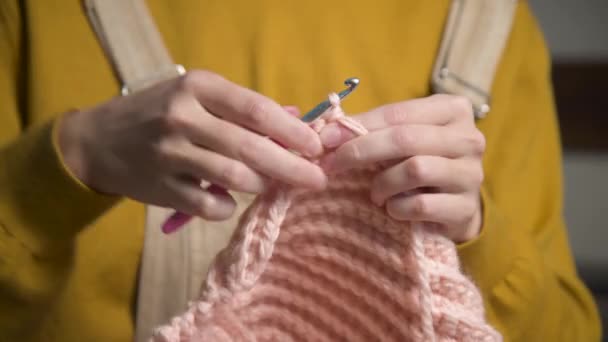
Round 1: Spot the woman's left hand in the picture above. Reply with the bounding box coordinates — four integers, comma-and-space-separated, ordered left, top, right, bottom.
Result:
319, 94, 485, 243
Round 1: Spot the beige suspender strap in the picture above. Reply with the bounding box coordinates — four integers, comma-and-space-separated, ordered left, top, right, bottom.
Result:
85, 4, 253, 340
432, 0, 517, 119
84, 0, 184, 94
83, 1, 224, 341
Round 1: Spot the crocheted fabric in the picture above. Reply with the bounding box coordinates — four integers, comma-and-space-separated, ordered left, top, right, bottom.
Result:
151, 94, 501, 342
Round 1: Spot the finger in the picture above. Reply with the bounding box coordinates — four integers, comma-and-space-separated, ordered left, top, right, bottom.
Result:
370, 156, 483, 205
166, 176, 237, 221
162, 211, 193, 234
162, 184, 231, 234
319, 94, 475, 149
323, 124, 484, 172
278, 105, 301, 148
165, 141, 268, 193
182, 71, 322, 157
182, 111, 327, 190
352, 94, 473, 131
319, 123, 357, 149
283, 105, 301, 117
385, 192, 477, 230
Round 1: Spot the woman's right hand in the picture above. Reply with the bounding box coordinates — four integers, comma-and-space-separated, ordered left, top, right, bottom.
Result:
58, 70, 327, 220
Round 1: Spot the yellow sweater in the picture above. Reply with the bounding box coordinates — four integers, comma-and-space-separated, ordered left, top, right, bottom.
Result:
0, 1, 601, 341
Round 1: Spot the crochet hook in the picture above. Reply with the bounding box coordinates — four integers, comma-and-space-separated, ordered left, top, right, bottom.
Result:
300, 77, 359, 122
162, 77, 360, 234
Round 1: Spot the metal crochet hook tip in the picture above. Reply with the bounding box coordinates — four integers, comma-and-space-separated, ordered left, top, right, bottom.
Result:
337, 77, 360, 100
300, 77, 360, 123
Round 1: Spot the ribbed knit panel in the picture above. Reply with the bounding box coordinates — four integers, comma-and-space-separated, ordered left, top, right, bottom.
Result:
151, 94, 501, 342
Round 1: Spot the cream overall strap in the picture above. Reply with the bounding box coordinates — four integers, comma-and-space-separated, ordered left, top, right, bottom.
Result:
83, 1, 254, 341
432, 0, 518, 119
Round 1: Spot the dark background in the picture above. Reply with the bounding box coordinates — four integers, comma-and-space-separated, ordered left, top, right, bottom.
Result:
530, 0, 608, 338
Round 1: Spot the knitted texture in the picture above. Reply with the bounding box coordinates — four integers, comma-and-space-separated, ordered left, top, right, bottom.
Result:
151, 94, 501, 342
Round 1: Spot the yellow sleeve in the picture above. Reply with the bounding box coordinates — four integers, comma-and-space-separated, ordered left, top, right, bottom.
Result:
0, 2, 118, 338
457, 3, 601, 341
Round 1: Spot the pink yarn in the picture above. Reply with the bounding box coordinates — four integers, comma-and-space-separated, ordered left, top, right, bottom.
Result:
151, 94, 501, 342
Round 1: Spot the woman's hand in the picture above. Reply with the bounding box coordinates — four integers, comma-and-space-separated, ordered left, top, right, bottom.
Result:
319, 94, 485, 243
58, 70, 326, 221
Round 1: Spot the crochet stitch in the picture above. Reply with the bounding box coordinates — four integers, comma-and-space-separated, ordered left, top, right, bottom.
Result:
151, 94, 501, 342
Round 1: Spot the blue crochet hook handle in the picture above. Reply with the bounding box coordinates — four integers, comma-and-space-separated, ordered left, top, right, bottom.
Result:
162, 77, 360, 234
299, 77, 359, 122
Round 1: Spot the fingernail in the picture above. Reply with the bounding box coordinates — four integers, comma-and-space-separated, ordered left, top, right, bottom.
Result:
423, 222, 442, 233
304, 137, 323, 157
320, 124, 342, 148
162, 211, 192, 234
320, 152, 337, 173
283, 105, 301, 117
370, 191, 383, 207
311, 166, 328, 191
207, 184, 228, 195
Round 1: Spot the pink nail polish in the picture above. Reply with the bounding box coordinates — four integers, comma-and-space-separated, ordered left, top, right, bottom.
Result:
207, 184, 228, 195
161, 184, 228, 234
162, 211, 192, 234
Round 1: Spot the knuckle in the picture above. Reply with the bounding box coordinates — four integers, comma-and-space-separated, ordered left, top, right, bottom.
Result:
473, 164, 485, 185
155, 137, 188, 166
467, 198, 478, 217
185, 191, 216, 218
467, 129, 486, 155
391, 126, 415, 150
429, 93, 449, 102
155, 137, 174, 159
178, 70, 216, 91
153, 139, 174, 166
235, 136, 263, 162
459, 199, 478, 224
449, 95, 474, 117
191, 195, 212, 217
163, 105, 192, 132
177, 71, 201, 91
404, 157, 426, 185
218, 162, 247, 189
244, 98, 272, 126
383, 104, 407, 125
371, 174, 390, 196
410, 196, 431, 218
166, 92, 188, 114
342, 142, 363, 164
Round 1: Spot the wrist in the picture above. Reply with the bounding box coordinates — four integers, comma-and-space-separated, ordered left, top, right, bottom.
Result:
56, 110, 95, 189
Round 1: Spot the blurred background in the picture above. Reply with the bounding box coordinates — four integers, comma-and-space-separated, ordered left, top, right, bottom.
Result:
529, 0, 608, 338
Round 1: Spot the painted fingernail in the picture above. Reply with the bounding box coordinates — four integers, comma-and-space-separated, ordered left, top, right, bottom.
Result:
207, 184, 228, 195
320, 124, 342, 148
162, 211, 192, 234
